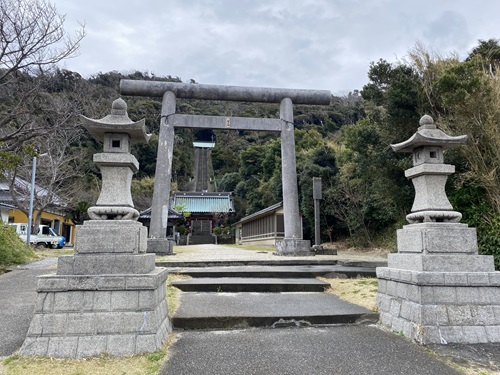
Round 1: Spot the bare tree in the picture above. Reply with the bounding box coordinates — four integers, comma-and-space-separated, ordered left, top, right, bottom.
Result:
8, 123, 88, 231
0, 0, 92, 227
0, 0, 85, 79
0, 0, 85, 155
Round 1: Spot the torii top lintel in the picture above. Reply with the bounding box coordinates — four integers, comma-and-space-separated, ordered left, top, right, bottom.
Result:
120, 79, 332, 105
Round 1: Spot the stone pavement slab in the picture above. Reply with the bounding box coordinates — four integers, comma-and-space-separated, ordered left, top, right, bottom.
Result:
173, 292, 376, 329
160, 325, 461, 375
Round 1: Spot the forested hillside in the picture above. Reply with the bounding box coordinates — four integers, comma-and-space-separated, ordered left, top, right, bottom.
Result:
2, 0, 500, 266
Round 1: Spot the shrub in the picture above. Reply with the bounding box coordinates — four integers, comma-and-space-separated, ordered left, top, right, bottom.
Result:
476, 215, 500, 270
0, 222, 34, 272
449, 184, 500, 270
176, 225, 188, 235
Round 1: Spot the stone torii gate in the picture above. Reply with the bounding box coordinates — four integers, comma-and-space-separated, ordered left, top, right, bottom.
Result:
120, 80, 331, 255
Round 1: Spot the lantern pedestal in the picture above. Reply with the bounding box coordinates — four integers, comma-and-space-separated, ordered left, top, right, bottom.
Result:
20, 99, 171, 357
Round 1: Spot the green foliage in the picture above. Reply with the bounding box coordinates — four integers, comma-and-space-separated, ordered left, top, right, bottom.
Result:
133, 135, 158, 178
0, 222, 34, 272
298, 144, 339, 241
219, 172, 240, 192
171, 129, 195, 190
477, 216, 500, 270
411, 41, 500, 215
467, 38, 500, 68
0, 148, 22, 178
4, 36, 500, 254
66, 201, 91, 225
131, 176, 156, 212
449, 184, 500, 269
0, 143, 36, 179
329, 118, 412, 246
176, 225, 189, 235
434, 58, 488, 109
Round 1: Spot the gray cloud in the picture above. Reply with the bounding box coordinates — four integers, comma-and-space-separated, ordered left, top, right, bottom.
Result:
54, 0, 500, 93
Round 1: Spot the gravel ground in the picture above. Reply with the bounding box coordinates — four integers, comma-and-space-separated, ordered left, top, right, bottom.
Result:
13, 257, 58, 270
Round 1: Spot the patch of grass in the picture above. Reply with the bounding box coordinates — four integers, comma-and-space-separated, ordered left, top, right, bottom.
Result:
34, 248, 74, 258
431, 354, 496, 375
320, 276, 379, 312
3, 334, 175, 375
0, 223, 35, 273
166, 273, 190, 318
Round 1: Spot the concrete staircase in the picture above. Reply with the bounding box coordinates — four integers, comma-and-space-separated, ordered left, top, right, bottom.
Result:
169, 263, 379, 330
193, 147, 209, 191
188, 234, 216, 245
188, 220, 215, 244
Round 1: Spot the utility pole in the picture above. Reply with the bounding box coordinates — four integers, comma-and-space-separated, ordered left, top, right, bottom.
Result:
26, 156, 37, 247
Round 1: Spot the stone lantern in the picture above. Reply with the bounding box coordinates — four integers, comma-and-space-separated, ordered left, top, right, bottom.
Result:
389, 115, 477, 257
72, 98, 153, 256
20, 99, 171, 358
82, 98, 150, 221
376, 115, 500, 345
392, 114, 466, 225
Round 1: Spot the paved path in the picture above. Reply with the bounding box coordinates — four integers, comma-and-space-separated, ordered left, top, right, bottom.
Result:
160, 246, 460, 374
160, 326, 462, 375
0, 258, 56, 356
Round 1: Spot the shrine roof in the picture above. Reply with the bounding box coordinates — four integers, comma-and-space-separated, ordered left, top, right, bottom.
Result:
171, 192, 234, 213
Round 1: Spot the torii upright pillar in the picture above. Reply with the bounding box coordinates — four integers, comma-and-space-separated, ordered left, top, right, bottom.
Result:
277, 97, 311, 255
120, 80, 331, 255
147, 91, 176, 254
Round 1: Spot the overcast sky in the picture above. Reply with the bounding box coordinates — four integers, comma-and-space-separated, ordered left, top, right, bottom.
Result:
51, 0, 500, 94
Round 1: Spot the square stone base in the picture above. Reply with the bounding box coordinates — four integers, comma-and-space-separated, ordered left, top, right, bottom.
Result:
376, 267, 500, 344
275, 239, 313, 256
76, 220, 148, 254
147, 238, 174, 254
397, 223, 477, 254
57, 253, 156, 275
19, 268, 171, 357
388, 253, 495, 272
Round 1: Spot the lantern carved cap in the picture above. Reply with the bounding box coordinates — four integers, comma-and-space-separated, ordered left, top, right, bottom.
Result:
81, 98, 151, 144
391, 115, 467, 153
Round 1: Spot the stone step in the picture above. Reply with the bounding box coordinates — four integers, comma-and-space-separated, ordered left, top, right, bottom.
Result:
157, 259, 342, 268
168, 265, 376, 279
172, 292, 377, 330
171, 277, 329, 293
188, 235, 216, 245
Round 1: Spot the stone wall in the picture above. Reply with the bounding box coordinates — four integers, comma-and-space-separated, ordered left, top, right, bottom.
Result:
377, 267, 500, 344
21, 269, 170, 357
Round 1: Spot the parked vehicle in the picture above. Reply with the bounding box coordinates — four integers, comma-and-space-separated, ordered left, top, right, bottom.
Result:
9, 223, 65, 249
39, 225, 66, 249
